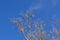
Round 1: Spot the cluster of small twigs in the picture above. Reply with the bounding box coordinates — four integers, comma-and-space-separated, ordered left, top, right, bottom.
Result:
11, 11, 60, 40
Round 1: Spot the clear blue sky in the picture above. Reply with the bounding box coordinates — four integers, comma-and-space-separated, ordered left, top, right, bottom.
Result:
0, 0, 60, 40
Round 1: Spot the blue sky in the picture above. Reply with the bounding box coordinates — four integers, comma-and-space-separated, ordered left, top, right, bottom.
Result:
0, 0, 60, 40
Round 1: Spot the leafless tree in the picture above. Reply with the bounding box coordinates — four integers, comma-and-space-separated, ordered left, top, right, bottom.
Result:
11, 10, 60, 40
